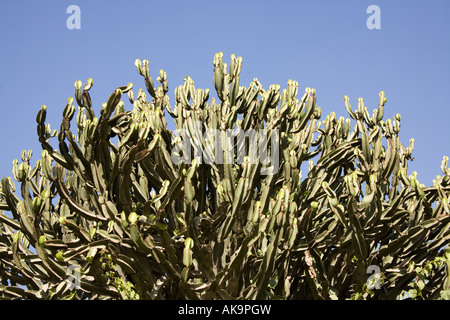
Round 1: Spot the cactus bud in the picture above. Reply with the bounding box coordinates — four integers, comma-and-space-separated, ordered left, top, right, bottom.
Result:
12, 232, 21, 243
107, 220, 114, 233
134, 59, 142, 75
158, 180, 170, 196
217, 184, 224, 195
442, 198, 450, 214
252, 201, 262, 223
87, 247, 97, 263
17, 163, 25, 180
183, 238, 194, 267
120, 211, 129, 229
90, 227, 96, 239
32, 197, 42, 213
441, 156, 449, 174
59, 216, 66, 224
185, 237, 194, 249
55, 251, 64, 262
83, 78, 93, 91
38, 235, 46, 246
128, 212, 139, 225
41, 189, 50, 199
277, 188, 285, 200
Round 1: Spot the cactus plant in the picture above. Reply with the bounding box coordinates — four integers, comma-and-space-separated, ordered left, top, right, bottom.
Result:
0, 52, 449, 300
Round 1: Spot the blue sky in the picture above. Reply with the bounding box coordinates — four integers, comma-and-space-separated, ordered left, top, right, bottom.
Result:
0, 0, 449, 186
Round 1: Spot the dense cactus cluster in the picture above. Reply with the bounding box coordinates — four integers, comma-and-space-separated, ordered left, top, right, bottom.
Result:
0, 52, 449, 300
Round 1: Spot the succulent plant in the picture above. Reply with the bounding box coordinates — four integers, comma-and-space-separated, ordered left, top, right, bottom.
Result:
0, 53, 449, 300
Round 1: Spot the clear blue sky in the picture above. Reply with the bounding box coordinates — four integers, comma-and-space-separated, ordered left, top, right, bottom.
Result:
0, 0, 449, 186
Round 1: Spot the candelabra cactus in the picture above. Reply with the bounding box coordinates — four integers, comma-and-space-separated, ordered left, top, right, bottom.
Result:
0, 52, 449, 300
